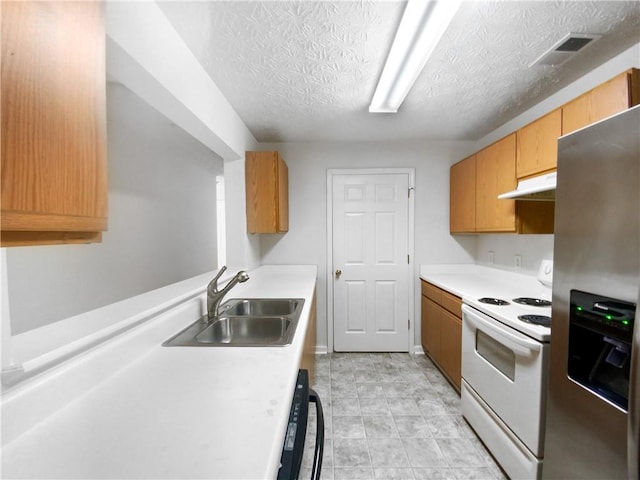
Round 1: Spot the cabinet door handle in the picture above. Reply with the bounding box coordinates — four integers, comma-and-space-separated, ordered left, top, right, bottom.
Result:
335, 269, 342, 279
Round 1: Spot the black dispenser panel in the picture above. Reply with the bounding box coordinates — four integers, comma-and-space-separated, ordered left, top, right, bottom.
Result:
568, 290, 636, 411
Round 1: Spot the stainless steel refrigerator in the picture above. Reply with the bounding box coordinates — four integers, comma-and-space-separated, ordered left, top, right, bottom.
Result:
543, 105, 639, 479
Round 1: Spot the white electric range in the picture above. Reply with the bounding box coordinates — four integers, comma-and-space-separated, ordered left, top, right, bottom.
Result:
461, 260, 553, 480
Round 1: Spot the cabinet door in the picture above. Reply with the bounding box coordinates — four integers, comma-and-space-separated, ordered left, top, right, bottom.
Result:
562, 70, 637, 135
421, 296, 441, 360
441, 290, 462, 318
1, 1, 107, 246
450, 155, 476, 233
475, 134, 516, 232
245, 151, 289, 233
590, 72, 633, 124
422, 281, 441, 304
276, 155, 289, 232
440, 309, 462, 391
516, 109, 561, 179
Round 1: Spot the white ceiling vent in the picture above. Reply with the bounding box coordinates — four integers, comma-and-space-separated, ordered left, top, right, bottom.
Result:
530, 33, 601, 67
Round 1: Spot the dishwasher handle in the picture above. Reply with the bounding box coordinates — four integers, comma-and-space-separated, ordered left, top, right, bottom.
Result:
309, 388, 324, 480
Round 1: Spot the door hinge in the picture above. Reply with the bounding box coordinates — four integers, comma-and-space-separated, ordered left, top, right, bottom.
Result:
408, 186, 414, 198
407, 254, 410, 264
408, 319, 410, 330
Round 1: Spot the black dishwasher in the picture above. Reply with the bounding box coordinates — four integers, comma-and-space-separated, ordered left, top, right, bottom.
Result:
277, 369, 324, 480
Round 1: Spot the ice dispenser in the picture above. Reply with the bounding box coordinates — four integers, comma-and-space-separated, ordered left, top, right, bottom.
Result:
567, 290, 636, 411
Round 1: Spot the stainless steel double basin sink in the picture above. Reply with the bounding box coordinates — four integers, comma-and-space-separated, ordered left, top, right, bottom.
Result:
162, 298, 304, 347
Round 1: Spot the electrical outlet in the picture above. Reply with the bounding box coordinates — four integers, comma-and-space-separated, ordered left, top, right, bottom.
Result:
488, 251, 495, 264
514, 254, 522, 269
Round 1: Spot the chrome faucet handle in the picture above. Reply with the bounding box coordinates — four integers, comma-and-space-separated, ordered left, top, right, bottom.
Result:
206, 267, 250, 322
208, 266, 228, 293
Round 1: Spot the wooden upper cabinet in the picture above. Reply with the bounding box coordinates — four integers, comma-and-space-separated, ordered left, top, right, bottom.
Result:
475, 134, 517, 232
562, 69, 640, 135
1, 1, 108, 247
450, 142, 553, 234
516, 109, 562, 179
245, 151, 289, 234
450, 154, 476, 233
449, 70, 639, 236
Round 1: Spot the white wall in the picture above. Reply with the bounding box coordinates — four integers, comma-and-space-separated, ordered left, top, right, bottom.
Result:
223, 158, 261, 269
105, 0, 260, 272
476, 234, 554, 274
258, 43, 640, 351
5, 83, 222, 334
258, 140, 475, 350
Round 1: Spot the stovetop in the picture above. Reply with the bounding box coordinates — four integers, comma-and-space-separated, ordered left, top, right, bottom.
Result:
461, 260, 553, 342
464, 295, 552, 341
513, 297, 552, 307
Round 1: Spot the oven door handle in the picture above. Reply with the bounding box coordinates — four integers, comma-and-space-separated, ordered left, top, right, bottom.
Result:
463, 306, 541, 357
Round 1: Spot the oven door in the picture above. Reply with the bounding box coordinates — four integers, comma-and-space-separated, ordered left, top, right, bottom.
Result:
461, 304, 549, 456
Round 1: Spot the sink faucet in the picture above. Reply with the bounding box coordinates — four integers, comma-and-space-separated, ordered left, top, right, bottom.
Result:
206, 266, 250, 321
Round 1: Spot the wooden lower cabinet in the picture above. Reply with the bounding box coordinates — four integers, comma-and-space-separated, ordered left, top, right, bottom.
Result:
300, 290, 317, 385
439, 310, 462, 389
421, 297, 441, 361
420, 280, 462, 392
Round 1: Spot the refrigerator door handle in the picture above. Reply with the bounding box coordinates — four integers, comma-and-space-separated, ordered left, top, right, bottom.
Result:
629, 295, 640, 479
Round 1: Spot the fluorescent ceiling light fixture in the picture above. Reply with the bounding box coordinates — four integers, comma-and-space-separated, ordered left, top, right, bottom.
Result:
369, 0, 462, 113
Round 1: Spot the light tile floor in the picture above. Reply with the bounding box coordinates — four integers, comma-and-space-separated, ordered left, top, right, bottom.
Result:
300, 353, 507, 480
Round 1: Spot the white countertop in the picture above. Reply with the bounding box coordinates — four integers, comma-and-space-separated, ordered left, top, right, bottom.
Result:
420, 264, 552, 341
1, 265, 317, 480
420, 264, 551, 301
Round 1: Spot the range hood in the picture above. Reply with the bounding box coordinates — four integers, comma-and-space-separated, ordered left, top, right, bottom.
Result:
498, 171, 556, 201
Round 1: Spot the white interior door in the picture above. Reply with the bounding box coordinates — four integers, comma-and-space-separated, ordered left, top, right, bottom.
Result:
332, 172, 410, 352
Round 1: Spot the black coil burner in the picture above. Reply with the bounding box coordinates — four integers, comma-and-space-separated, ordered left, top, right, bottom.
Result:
479, 297, 510, 306
513, 297, 552, 307
518, 314, 551, 327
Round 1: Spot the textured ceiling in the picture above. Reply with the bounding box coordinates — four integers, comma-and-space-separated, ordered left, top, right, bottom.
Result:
158, 1, 640, 142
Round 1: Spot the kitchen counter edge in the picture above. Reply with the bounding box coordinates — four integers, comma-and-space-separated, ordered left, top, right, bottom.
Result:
1, 264, 318, 480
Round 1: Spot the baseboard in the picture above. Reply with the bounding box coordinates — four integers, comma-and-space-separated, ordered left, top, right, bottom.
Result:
315, 346, 423, 355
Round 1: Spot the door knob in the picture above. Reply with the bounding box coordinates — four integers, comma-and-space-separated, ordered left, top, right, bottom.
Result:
335, 269, 342, 279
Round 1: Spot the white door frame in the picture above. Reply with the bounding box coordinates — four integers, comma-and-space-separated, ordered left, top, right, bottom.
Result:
326, 168, 416, 353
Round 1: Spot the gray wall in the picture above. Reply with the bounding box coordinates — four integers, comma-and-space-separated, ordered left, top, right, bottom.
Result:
258, 140, 476, 350
7, 83, 222, 334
